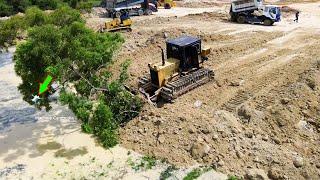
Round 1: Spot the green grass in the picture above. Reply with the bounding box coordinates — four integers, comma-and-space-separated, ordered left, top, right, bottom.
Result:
160, 165, 178, 180
228, 175, 239, 180
183, 167, 212, 180
127, 156, 157, 171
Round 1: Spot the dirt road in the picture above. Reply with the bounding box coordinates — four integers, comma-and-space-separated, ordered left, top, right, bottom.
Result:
110, 1, 320, 179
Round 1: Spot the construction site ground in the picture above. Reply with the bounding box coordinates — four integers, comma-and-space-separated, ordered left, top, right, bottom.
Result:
86, 0, 320, 179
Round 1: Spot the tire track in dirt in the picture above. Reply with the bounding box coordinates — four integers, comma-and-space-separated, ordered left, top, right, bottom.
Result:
203, 29, 316, 111
118, 3, 320, 178
218, 30, 319, 112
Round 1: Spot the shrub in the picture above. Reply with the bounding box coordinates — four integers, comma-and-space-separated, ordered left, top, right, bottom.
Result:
32, 0, 59, 10
49, 6, 83, 27
183, 167, 212, 180
25, 7, 48, 26
160, 165, 178, 180
77, 1, 93, 12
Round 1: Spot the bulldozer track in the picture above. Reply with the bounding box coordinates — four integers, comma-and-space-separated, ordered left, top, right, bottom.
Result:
161, 68, 214, 101
138, 68, 214, 103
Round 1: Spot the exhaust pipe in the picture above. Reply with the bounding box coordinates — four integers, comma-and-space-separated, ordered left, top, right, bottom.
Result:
161, 48, 165, 66
158, 45, 165, 66
158, 46, 166, 66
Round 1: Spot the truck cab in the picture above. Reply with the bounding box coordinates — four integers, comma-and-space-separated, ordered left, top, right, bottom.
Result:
230, 0, 281, 26
263, 5, 281, 22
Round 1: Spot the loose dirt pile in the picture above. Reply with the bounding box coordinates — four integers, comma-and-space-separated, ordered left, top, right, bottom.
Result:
176, 0, 234, 8
114, 2, 320, 178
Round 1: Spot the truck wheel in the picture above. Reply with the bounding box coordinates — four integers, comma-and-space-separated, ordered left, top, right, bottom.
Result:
164, 3, 171, 9
115, 11, 121, 18
138, 9, 144, 16
237, 16, 245, 24
145, 9, 152, 15
263, 19, 273, 26
230, 14, 237, 22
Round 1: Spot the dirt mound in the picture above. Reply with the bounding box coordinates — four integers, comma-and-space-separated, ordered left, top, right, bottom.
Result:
95, 2, 320, 178
185, 11, 228, 21
119, 26, 320, 178
176, 0, 226, 8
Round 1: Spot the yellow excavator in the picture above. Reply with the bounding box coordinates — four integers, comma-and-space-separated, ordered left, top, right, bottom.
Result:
100, 12, 133, 32
157, 0, 176, 9
139, 36, 214, 103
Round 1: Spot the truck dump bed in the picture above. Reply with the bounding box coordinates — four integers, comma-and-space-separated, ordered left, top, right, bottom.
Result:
231, 0, 263, 12
106, 0, 145, 9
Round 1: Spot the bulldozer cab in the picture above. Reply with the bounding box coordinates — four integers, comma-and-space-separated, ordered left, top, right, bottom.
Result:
166, 36, 201, 72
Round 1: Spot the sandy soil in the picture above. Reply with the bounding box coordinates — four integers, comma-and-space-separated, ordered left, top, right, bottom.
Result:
1, 0, 320, 179
86, 1, 320, 179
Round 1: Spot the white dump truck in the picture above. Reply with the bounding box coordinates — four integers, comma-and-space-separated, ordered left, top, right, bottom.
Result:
229, 0, 281, 26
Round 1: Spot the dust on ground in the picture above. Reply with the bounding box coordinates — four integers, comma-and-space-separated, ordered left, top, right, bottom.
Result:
84, 1, 320, 179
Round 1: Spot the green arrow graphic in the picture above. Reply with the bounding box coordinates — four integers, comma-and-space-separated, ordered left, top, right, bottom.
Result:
38, 75, 53, 95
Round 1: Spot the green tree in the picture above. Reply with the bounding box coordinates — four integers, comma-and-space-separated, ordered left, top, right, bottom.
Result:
14, 24, 63, 109
13, 7, 142, 148
6, 0, 32, 13
0, 15, 25, 48
0, 0, 13, 16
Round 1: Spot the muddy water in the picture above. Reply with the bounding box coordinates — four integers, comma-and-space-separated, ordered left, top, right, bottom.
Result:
0, 49, 81, 178
0, 51, 35, 131
0, 50, 76, 132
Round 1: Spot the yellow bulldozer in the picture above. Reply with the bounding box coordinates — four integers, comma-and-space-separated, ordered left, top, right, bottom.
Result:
139, 36, 214, 103
157, 0, 176, 9
100, 13, 133, 32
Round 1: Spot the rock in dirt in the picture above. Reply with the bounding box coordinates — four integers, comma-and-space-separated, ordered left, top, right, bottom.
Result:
201, 127, 211, 134
238, 104, 253, 120
158, 135, 165, 144
190, 141, 210, 159
245, 168, 268, 180
296, 120, 313, 132
293, 156, 304, 168
268, 168, 286, 180
230, 79, 245, 87
262, 135, 269, 141
188, 126, 197, 134
236, 150, 243, 158
163, 32, 168, 38
273, 137, 281, 145
217, 160, 225, 167
212, 134, 219, 141
237, 104, 264, 122
178, 116, 186, 121
214, 110, 241, 127
194, 100, 203, 108
280, 98, 290, 105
